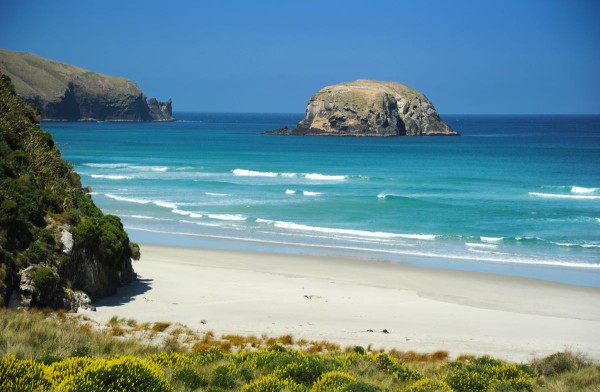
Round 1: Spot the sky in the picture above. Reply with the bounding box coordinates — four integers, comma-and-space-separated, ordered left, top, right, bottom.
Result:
1, 0, 599, 114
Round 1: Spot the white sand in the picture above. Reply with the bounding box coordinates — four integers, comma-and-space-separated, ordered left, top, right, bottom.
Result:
84, 244, 600, 362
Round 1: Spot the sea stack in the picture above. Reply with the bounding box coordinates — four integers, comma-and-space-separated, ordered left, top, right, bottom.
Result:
267, 80, 457, 136
0, 48, 174, 122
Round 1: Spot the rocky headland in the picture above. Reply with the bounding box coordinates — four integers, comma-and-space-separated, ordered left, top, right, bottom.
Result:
0, 73, 139, 312
0, 48, 173, 122
267, 80, 457, 136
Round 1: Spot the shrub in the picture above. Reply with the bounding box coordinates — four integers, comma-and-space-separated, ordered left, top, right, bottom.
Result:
342, 381, 383, 391
210, 363, 238, 389
58, 356, 172, 392
240, 374, 303, 392
273, 356, 331, 386
152, 322, 172, 333
31, 265, 59, 299
443, 356, 534, 392
45, 356, 95, 388
0, 355, 51, 391
171, 367, 207, 390
372, 353, 423, 381
406, 378, 453, 392
532, 350, 590, 376
311, 371, 357, 392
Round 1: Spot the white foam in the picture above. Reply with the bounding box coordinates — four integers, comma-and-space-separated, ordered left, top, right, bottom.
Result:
104, 193, 150, 204
130, 215, 154, 220
153, 200, 178, 209
571, 186, 598, 194
232, 169, 277, 177
596, 218, 600, 223
258, 219, 435, 240
465, 242, 499, 249
126, 214, 172, 221
305, 173, 346, 181
480, 236, 503, 243
151, 167, 168, 172
281, 173, 298, 178
205, 192, 230, 197
529, 192, 600, 200
285, 189, 297, 195
172, 209, 203, 218
90, 174, 133, 180
207, 214, 247, 221
582, 244, 600, 249
303, 191, 322, 196
83, 163, 129, 168
125, 227, 600, 270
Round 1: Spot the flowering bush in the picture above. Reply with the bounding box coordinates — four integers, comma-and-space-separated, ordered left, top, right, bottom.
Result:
0, 355, 50, 392
311, 370, 357, 391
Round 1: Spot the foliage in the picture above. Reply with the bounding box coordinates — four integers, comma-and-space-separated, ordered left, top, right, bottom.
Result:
311, 370, 356, 391
442, 356, 534, 392
31, 265, 60, 299
0, 72, 139, 309
531, 350, 590, 377
0, 309, 598, 391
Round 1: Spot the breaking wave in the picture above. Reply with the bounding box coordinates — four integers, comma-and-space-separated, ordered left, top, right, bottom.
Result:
529, 192, 600, 200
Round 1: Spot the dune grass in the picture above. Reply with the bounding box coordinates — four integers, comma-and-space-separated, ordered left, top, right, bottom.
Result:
0, 308, 598, 391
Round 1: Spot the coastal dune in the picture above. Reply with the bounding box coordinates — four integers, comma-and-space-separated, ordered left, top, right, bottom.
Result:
86, 244, 600, 362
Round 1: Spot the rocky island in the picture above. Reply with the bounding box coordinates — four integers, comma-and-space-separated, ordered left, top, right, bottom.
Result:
0, 48, 173, 122
267, 80, 457, 136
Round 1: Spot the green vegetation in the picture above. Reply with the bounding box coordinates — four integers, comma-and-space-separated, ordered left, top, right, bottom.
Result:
1, 309, 598, 391
0, 72, 139, 308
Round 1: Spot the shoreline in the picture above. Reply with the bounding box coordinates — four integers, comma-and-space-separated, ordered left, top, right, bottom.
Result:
83, 244, 600, 362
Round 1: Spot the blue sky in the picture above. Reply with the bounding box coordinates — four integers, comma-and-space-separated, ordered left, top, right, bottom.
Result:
1, 0, 599, 114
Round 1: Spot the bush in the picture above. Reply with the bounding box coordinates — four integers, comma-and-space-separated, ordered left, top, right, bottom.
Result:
0, 355, 51, 392
240, 374, 302, 392
406, 378, 452, 392
443, 356, 534, 392
72, 214, 131, 270
372, 353, 423, 381
58, 356, 172, 392
171, 367, 207, 390
532, 350, 590, 376
31, 265, 59, 299
311, 371, 357, 392
210, 364, 238, 389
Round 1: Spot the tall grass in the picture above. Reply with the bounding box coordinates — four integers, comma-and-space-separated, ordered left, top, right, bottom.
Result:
0, 309, 156, 358
0, 309, 598, 391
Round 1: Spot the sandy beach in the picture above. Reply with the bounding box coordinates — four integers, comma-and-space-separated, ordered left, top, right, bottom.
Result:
84, 244, 600, 362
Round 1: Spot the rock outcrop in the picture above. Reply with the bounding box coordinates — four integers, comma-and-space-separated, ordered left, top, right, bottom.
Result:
0, 48, 174, 122
267, 80, 457, 136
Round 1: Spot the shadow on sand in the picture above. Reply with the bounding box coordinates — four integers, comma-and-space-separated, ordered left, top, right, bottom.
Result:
93, 277, 153, 307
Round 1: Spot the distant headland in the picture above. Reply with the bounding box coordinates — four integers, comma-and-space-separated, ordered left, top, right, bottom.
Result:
0, 48, 174, 122
267, 80, 458, 136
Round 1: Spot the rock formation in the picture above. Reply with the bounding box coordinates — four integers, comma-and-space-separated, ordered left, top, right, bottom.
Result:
267, 80, 457, 136
0, 48, 174, 122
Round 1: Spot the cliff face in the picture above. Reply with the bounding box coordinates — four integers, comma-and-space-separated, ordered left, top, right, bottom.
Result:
0, 72, 138, 311
268, 80, 457, 136
0, 49, 174, 122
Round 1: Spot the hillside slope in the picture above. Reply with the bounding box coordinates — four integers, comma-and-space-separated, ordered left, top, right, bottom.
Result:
0, 49, 173, 122
0, 72, 138, 311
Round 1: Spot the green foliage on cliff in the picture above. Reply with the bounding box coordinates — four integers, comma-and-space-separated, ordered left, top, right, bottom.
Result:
0, 72, 138, 307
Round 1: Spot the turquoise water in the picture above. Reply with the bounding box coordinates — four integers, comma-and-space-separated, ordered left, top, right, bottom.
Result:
44, 114, 600, 287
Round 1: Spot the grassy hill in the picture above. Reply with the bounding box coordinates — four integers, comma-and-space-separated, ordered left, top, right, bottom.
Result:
0, 49, 173, 121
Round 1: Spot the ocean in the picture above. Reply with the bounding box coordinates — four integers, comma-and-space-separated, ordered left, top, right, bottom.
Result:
44, 113, 600, 287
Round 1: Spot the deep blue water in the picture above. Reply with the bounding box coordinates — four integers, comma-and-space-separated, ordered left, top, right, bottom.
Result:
44, 113, 600, 287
